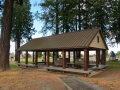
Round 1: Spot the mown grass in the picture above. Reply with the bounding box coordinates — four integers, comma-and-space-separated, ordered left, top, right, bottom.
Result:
106, 61, 120, 69
19, 58, 53, 64
10, 58, 120, 70
10, 64, 18, 69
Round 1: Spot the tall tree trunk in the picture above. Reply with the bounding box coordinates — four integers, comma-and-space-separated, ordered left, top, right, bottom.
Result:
15, 36, 20, 61
0, 0, 14, 71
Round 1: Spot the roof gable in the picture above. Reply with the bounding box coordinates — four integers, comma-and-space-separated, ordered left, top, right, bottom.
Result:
89, 32, 108, 49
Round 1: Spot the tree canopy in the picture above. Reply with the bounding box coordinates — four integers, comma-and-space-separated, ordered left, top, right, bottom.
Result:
11, 0, 36, 61
39, 0, 120, 45
11, 0, 36, 42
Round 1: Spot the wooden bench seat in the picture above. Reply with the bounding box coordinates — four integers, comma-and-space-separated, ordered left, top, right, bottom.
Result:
44, 66, 93, 76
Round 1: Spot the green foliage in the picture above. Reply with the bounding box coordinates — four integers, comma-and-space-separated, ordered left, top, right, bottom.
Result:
116, 51, 120, 56
11, 0, 36, 42
38, 52, 42, 58
10, 64, 18, 69
23, 53, 31, 58
106, 50, 109, 56
49, 52, 53, 57
107, 61, 120, 69
81, 54, 83, 57
39, 0, 83, 35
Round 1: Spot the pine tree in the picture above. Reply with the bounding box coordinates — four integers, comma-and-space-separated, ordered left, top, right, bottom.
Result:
11, 0, 36, 61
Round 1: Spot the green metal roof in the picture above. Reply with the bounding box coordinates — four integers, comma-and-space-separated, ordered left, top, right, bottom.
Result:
17, 28, 108, 51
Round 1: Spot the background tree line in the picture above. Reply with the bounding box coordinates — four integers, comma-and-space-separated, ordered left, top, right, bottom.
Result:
38, 0, 120, 46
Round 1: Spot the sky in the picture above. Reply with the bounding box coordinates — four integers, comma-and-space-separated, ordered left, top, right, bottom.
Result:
10, 0, 120, 54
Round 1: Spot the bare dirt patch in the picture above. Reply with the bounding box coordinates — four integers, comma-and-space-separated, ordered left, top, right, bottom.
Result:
0, 68, 119, 90
0, 68, 68, 90
79, 69, 120, 90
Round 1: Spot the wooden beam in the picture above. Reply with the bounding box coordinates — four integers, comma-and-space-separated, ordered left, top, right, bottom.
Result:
33, 51, 34, 63
96, 49, 100, 67
18, 51, 20, 65
102, 49, 106, 65
46, 51, 49, 67
26, 51, 28, 64
84, 49, 88, 71
35, 51, 38, 65
62, 50, 66, 68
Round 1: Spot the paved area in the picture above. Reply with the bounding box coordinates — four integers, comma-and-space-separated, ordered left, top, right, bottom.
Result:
59, 76, 103, 90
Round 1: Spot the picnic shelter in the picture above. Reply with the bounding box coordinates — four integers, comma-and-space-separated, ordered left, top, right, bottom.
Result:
17, 28, 108, 75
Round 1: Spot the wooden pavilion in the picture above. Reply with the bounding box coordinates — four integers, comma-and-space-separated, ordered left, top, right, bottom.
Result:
17, 28, 108, 74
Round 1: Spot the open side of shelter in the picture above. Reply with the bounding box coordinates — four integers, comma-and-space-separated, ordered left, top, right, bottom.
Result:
17, 28, 108, 75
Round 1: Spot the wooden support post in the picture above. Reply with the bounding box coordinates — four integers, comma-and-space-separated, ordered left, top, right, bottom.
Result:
33, 51, 34, 63
26, 51, 28, 64
102, 49, 106, 65
35, 51, 38, 66
62, 50, 66, 69
79, 51, 81, 58
87, 50, 89, 66
68, 51, 70, 60
76, 51, 79, 58
53, 51, 55, 65
96, 49, 100, 67
46, 51, 49, 67
84, 49, 88, 71
57, 51, 59, 58
73, 51, 75, 63
45, 52, 46, 63
18, 51, 20, 65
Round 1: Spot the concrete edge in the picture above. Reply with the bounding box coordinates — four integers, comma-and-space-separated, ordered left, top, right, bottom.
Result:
58, 77, 72, 90
73, 77, 104, 90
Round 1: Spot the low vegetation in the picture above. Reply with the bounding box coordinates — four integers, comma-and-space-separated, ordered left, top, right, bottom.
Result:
10, 64, 18, 69
106, 61, 120, 69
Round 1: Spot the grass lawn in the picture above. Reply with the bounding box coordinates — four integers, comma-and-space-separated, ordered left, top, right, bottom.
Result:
10, 64, 18, 69
17, 57, 53, 64
106, 61, 120, 69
